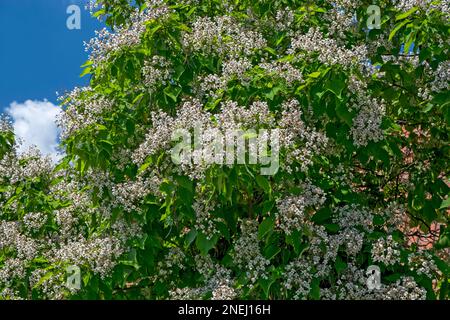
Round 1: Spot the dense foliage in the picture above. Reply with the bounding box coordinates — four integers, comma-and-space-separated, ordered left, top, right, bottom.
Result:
0, 0, 449, 300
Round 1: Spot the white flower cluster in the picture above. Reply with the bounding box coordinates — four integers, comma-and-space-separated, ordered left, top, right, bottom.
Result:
276, 182, 326, 235
327, 0, 363, 10
192, 197, 224, 240
275, 8, 294, 31
85, 0, 170, 66
0, 258, 26, 287
282, 258, 313, 299
57, 87, 114, 139
407, 251, 440, 278
0, 146, 148, 297
0, 116, 12, 133
133, 98, 327, 179
111, 175, 162, 213
278, 99, 329, 173
324, 8, 356, 41
211, 282, 237, 300
321, 263, 370, 300
289, 28, 369, 72
182, 15, 267, 58
334, 204, 374, 232
154, 247, 187, 286
132, 99, 208, 166
258, 60, 303, 85
393, 0, 449, 15
429, 60, 450, 92
231, 220, 270, 285
142, 55, 173, 91
196, 58, 253, 99
371, 235, 401, 266
384, 276, 427, 300
169, 254, 236, 300
349, 94, 386, 147
0, 147, 54, 187
0, 221, 39, 261
22, 212, 48, 232
50, 237, 123, 278
29, 269, 67, 299
375, 202, 408, 233
0, 288, 24, 300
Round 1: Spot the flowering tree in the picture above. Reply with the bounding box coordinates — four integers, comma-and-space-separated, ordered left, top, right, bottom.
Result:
1, 0, 449, 300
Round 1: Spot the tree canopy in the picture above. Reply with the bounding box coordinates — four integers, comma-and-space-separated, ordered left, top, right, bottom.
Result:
0, 0, 449, 300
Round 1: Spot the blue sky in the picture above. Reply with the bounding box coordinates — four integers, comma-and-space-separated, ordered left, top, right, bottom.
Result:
0, 0, 102, 110
0, 0, 104, 160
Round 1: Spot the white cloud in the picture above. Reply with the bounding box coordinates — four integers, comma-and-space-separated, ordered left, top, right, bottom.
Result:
6, 100, 62, 162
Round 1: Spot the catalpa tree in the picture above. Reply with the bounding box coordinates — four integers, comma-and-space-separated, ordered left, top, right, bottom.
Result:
0, 0, 449, 300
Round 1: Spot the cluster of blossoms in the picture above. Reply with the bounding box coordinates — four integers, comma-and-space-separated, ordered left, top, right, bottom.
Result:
275, 182, 326, 234
196, 58, 304, 101
258, 60, 304, 86
282, 258, 314, 299
274, 8, 295, 32
416, 59, 450, 100
324, 7, 357, 41
196, 57, 253, 99
132, 98, 327, 179
348, 94, 386, 147
407, 252, 440, 279
288, 27, 370, 73
169, 254, 236, 300
181, 15, 267, 58
231, 220, 270, 285
393, 0, 450, 18
110, 175, 162, 213
22, 212, 48, 233
154, 247, 187, 286
278, 203, 433, 300
371, 235, 401, 266
321, 266, 427, 300
85, 0, 170, 66
192, 195, 224, 241
428, 60, 450, 93
278, 100, 329, 173
142, 55, 174, 91
57, 87, 114, 139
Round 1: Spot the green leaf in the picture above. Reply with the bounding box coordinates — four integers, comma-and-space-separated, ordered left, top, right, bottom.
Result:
255, 175, 271, 193
325, 224, 340, 233
335, 256, 347, 273
395, 7, 418, 21
307, 71, 321, 78
327, 77, 345, 98
389, 20, 410, 41
185, 229, 198, 246
263, 243, 281, 260
196, 233, 218, 255
258, 216, 275, 239
309, 278, 321, 300
312, 207, 332, 224
336, 103, 353, 126
259, 276, 276, 299
440, 197, 450, 209
80, 67, 92, 77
